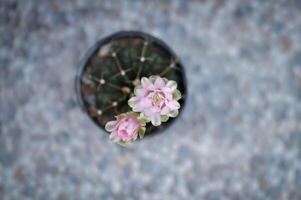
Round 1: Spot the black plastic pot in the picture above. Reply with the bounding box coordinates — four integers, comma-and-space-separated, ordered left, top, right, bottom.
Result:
76, 31, 187, 137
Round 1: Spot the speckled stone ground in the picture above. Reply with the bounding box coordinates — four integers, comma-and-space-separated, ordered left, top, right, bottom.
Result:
1, 0, 301, 199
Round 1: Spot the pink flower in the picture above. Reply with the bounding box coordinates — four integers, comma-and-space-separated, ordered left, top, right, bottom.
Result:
105, 112, 146, 144
128, 76, 182, 126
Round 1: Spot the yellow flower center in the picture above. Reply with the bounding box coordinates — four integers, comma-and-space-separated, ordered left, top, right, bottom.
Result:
152, 93, 162, 106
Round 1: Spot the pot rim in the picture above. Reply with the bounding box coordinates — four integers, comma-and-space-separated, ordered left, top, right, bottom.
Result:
75, 30, 188, 136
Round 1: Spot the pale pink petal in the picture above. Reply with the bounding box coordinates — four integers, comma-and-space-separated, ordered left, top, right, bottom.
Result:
143, 109, 155, 118
166, 80, 177, 91
154, 76, 165, 88
134, 98, 152, 112
105, 121, 117, 132
127, 118, 140, 134
136, 88, 145, 96
110, 131, 120, 142
147, 85, 156, 91
140, 98, 152, 108
150, 106, 161, 114
161, 106, 170, 115
141, 77, 152, 88
167, 100, 180, 110
150, 115, 161, 126
162, 88, 173, 100
134, 87, 147, 97
128, 97, 139, 107
162, 86, 172, 93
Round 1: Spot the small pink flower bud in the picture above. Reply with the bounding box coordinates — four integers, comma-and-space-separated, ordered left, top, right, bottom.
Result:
105, 112, 146, 144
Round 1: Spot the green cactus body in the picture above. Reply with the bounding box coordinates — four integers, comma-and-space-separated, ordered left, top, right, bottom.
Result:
79, 31, 186, 135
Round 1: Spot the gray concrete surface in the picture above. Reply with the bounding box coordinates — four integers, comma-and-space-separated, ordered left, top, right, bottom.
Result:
1, 0, 301, 199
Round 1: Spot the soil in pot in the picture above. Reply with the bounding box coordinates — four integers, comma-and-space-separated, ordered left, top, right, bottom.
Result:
77, 31, 186, 136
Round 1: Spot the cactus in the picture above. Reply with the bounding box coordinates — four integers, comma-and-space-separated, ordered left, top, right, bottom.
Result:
79, 32, 186, 135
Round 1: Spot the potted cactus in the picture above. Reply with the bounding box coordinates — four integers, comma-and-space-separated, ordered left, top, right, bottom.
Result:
76, 31, 186, 144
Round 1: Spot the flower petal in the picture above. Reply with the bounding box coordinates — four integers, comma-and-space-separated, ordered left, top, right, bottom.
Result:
133, 98, 152, 112
149, 75, 157, 83
150, 106, 161, 114
161, 106, 170, 115
161, 115, 169, 122
173, 89, 182, 101
109, 131, 120, 142
166, 80, 177, 91
141, 77, 152, 88
115, 113, 127, 120
162, 88, 173, 100
134, 86, 145, 97
118, 140, 129, 146
168, 109, 179, 118
154, 76, 165, 88
105, 121, 116, 132
138, 115, 149, 126
140, 98, 152, 108
128, 97, 139, 107
167, 100, 180, 110
138, 127, 146, 139
162, 77, 169, 84
151, 115, 161, 126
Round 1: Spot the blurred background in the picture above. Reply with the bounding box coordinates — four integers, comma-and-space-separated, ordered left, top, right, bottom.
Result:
1, 0, 301, 199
